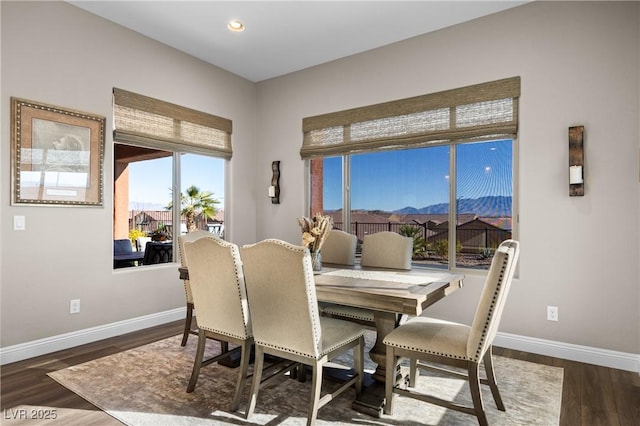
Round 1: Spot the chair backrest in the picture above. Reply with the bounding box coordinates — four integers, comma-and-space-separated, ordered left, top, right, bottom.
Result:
321, 229, 357, 266
178, 230, 216, 267
113, 239, 133, 255
360, 231, 413, 270
178, 230, 214, 304
467, 240, 520, 361
241, 239, 322, 359
184, 236, 251, 339
142, 242, 173, 265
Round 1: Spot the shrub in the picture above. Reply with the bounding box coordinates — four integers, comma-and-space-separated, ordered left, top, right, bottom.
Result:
399, 225, 427, 258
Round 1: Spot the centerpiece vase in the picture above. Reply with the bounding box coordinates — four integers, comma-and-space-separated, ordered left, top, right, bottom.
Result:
310, 250, 322, 272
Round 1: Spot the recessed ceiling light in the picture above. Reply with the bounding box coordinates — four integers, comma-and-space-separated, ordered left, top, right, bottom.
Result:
227, 20, 245, 32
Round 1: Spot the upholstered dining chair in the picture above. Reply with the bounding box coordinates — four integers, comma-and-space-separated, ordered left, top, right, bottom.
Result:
321, 229, 357, 266
318, 229, 375, 325
360, 231, 413, 270
241, 239, 366, 425
323, 231, 413, 325
177, 230, 216, 346
183, 236, 253, 412
383, 240, 520, 426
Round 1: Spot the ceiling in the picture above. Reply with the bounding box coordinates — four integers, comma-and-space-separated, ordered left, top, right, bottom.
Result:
68, 1, 529, 82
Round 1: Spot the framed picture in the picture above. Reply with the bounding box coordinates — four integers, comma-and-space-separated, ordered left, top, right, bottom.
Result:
11, 97, 106, 206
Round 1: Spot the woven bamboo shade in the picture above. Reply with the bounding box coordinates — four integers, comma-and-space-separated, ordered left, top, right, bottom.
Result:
113, 88, 232, 159
301, 77, 520, 159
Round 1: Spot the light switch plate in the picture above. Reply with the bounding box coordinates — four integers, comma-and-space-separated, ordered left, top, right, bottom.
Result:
13, 215, 26, 231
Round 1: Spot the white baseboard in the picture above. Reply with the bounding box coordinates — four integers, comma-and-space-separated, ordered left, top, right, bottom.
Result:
0, 307, 185, 366
2, 310, 638, 374
494, 332, 640, 373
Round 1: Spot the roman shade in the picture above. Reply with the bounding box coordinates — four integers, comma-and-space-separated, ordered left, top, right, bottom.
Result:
301, 77, 520, 159
113, 88, 233, 159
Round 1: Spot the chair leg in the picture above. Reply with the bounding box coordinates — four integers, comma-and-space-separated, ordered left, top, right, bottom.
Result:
468, 361, 489, 426
409, 358, 418, 387
181, 303, 194, 346
384, 345, 395, 415
483, 346, 505, 411
245, 345, 265, 420
354, 336, 364, 395
230, 339, 251, 412
308, 363, 322, 426
186, 329, 206, 392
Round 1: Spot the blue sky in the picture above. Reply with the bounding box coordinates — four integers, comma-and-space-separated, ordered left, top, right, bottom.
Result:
128, 154, 224, 210
323, 139, 512, 211
127, 140, 511, 212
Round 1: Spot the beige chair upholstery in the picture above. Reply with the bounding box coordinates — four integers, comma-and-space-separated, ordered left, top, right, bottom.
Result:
318, 229, 373, 323
177, 230, 219, 346
241, 239, 365, 425
360, 231, 413, 270
383, 240, 520, 426
321, 229, 357, 266
183, 236, 253, 412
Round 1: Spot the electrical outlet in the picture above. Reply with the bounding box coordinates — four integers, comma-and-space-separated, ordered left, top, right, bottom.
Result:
70, 299, 81, 314
547, 306, 558, 322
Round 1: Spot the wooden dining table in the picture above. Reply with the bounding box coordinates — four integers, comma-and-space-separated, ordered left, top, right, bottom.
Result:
179, 263, 464, 417
314, 265, 464, 416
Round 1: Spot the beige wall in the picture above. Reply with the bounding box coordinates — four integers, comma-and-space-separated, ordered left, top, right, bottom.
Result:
0, 1, 257, 347
254, 1, 640, 354
1, 1, 639, 360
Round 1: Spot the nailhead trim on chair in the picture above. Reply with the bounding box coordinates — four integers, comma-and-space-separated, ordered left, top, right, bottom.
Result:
258, 335, 361, 359
472, 254, 508, 362
222, 237, 252, 338
384, 245, 515, 363
257, 239, 324, 357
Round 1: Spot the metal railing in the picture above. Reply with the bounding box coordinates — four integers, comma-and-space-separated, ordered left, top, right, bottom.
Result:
334, 221, 511, 254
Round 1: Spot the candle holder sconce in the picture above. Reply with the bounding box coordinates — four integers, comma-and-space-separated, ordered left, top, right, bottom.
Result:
569, 126, 584, 196
269, 161, 280, 204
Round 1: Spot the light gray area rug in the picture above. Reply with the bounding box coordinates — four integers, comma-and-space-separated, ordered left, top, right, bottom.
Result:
48, 333, 562, 425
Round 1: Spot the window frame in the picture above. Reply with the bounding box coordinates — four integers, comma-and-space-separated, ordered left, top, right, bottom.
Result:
112, 88, 231, 268
307, 136, 518, 273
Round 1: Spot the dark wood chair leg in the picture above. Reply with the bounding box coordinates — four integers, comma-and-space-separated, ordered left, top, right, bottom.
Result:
483, 346, 505, 411
468, 361, 489, 426
186, 329, 207, 392
181, 302, 194, 346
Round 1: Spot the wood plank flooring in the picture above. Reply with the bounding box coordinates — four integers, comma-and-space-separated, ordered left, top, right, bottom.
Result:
2, 320, 638, 425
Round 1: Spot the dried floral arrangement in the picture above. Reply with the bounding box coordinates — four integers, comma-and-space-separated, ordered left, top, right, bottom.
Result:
297, 213, 333, 252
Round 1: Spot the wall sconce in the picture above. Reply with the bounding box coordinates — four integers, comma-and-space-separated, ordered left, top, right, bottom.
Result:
569, 125, 584, 196
269, 160, 280, 204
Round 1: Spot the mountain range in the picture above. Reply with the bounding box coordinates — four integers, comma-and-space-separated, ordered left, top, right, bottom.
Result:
393, 196, 512, 217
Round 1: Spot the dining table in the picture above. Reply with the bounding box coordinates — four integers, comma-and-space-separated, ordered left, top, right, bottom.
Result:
314, 265, 464, 416
178, 263, 464, 417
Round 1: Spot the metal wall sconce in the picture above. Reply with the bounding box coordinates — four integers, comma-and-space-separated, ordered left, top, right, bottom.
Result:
269, 160, 280, 204
569, 125, 584, 196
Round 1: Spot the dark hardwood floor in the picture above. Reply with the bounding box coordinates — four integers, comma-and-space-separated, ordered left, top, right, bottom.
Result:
1, 320, 638, 425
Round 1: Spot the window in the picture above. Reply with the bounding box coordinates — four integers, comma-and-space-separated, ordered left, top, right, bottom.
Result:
112, 89, 231, 268
305, 78, 519, 270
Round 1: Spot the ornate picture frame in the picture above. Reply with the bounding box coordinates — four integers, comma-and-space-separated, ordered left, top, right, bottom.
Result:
11, 97, 106, 206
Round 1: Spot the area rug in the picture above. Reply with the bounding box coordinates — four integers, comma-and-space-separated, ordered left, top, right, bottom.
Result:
48, 332, 563, 425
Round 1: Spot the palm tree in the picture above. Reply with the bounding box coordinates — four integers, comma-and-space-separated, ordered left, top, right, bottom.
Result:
167, 185, 219, 233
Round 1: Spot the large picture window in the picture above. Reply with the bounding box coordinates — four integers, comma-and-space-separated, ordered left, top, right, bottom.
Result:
305, 78, 519, 270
